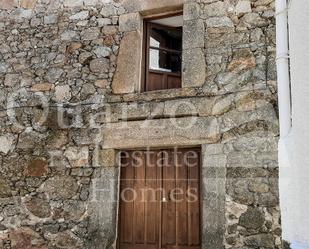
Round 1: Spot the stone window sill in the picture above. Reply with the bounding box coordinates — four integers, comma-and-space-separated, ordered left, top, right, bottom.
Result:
106, 86, 204, 103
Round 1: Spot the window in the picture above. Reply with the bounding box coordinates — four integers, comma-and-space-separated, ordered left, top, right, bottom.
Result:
143, 14, 183, 92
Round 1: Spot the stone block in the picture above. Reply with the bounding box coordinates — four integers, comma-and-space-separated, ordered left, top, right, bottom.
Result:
240, 13, 268, 28
235, 0, 252, 15
3, 228, 46, 249
100, 3, 118, 17
183, 2, 200, 21
41, 176, 78, 199
60, 30, 79, 41
244, 234, 275, 248
67, 42, 82, 53
119, 12, 142, 32
0, 178, 12, 198
84, 0, 99, 6
102, 116, 220, 149
90, 58, 110, 73
49, 231, 83, 248
30, 83, 54, 92
0, 134, 15, 154
203, 1, 226, 17
17, 130, 47, 149
110, 102, 151, 121
202, 169, 226, 248
79, 51, 93, 64
97, 18, 112, 26
212, 95, 234, 115
203, 154, 227, 168
24, 196, 51, 218
182, 48, 206, 87
24, 158, 48, 177
163, 97, 214, 117
54, 85, 71, 102
20, 0, 37, 9
206, 16, 234, 28
0, 0, 18, 10
95, 79, 109, 88
15, 8, 33, 19
121, 0, 184, 14
93, 148, 116, 167
4, 74, 19, 87
102, 25, 118, 35
202, 144, 224, 156
253, 0, 273, 7
0, 62, 8, 73
81, 27, 100, 40
164, 99, 199, 117
248, 179, 270, 193
112, 31, 141, 94
64, 0, 83, 7
30, 17, 41, 27
239, 207, 265, 229
69, 11, 89, 21
93, 46, 112, 58
221, 104, 278, 133
45, 68, 64, 83
183, 19, 204, 49
87, 167, 119, 248
44, 14, 58, 24
64, 146, 89, 167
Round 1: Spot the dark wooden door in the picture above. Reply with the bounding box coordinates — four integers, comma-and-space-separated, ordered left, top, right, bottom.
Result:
118, 148, 201, 249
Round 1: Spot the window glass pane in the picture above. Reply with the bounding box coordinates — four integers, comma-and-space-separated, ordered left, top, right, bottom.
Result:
150, 26, 182, 51
149, 48, 181, 73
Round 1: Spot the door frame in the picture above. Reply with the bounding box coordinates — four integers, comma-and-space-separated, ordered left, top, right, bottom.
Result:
116, 146, 203, 249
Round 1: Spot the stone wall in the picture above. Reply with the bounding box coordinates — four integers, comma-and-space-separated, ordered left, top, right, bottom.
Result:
0, 0, 279, 248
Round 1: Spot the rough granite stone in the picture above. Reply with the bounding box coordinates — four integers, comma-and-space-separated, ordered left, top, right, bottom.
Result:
0, 134, 15, 154
64, 0, 83, 7
42, 176, 78, 199
69, 11, 89, 21
0, 0, 19, 10
20, 0, 37, 9
94, 46, 112, 58
239, 207, 265, 229
235, 0, 252, 14
90, 58, 110, 73
54, 85, 71, 102
0, 178, 12, 198
119, 12, 141, 32
183, 19, 205, 49
24, 196, 51, 218
24, 158, 48, 177
64, 146, 89, 167
112, 31, 141, 94
182, 48, 206, 87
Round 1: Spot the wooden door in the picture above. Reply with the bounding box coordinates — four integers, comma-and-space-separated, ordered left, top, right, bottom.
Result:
118, 148, 201, 249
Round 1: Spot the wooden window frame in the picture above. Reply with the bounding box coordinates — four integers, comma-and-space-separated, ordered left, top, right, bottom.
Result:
141, 13, 183, 92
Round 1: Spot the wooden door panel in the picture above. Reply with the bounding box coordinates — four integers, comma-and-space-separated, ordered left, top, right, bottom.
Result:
176, 150, 188, 246
119, 151, 161, 249
120, 152, 134, 244
119, 148, 201, 249
187, 150, 200, 246
145, 152, 160, 245
162, 150, 176, 246
134, 152, 146, 244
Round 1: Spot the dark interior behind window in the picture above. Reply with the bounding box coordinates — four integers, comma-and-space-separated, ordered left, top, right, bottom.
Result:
143, 18, 182, 92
